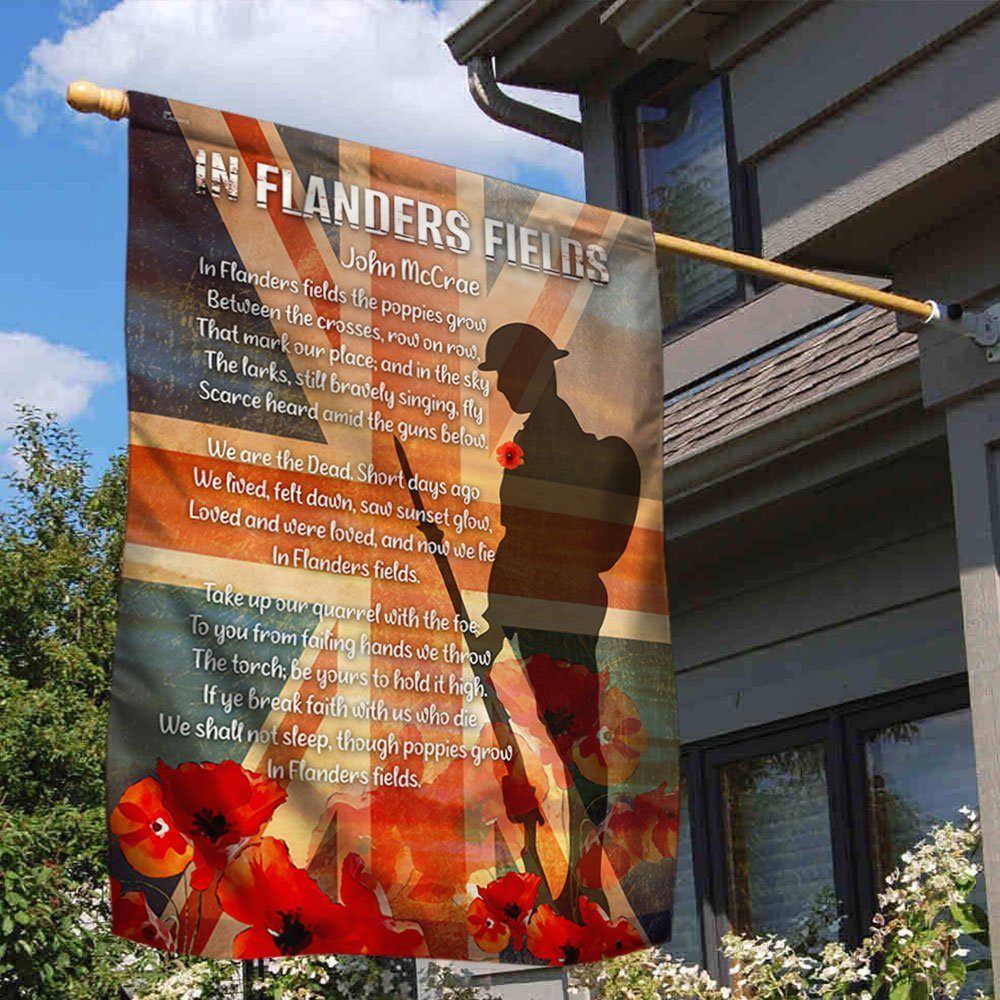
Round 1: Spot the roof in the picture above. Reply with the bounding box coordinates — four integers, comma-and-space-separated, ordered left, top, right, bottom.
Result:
662, 307, 918, 467
446, 0, 748, 90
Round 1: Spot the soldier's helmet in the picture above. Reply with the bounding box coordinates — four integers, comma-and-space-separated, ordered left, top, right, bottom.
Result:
478, 322, 568, 376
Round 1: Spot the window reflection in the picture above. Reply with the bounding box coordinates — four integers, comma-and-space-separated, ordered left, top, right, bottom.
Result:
660, 776, 701, 965
865, 708, 986, 995
865, 709, 978, 883
637, 77, 740, 328
720, 744, 838, 949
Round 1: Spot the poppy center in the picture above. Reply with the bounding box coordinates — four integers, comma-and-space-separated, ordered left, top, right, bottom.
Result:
561, 944, 580, 964
150, 816, 171, 839
543, 706, 575, 738
273, 910, 313, 955
191, 808, 231, 842
502, 902, 522, 920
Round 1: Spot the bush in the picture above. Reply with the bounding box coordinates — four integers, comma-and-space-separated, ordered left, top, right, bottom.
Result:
569, 809, 990, 1000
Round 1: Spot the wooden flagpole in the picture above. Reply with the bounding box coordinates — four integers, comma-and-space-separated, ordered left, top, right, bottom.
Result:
652, 231, 938, 322
64, 78, 946, 325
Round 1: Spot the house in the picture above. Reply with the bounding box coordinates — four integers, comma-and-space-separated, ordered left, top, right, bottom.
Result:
444, 2, 1000, 996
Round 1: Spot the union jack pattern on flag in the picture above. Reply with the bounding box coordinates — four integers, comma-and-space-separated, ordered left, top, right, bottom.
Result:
107, 91, 678, 965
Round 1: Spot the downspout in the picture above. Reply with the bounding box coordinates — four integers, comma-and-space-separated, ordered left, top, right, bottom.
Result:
467, 56, 582, 151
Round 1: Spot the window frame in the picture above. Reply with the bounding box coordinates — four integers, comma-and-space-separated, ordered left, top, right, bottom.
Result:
674, 675, 972, 976
616, 61, 761, 342
842, 681, 974, 933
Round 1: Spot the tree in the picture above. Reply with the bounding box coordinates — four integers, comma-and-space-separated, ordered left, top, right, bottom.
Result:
0, 406, 146, 997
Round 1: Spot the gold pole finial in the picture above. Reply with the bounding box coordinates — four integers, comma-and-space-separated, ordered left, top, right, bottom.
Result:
66, 80, 129, 121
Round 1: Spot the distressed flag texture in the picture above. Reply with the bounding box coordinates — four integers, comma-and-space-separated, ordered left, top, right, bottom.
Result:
107, 92, 679, 964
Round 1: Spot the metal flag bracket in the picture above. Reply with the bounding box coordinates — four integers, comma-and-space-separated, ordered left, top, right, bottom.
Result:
66, 79, 998, 361
922, 301, 1000, 362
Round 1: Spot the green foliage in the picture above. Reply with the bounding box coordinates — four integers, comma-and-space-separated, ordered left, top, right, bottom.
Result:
0, 407, 140, 998
255, 955, 419, 999
569, 811, 992, 1000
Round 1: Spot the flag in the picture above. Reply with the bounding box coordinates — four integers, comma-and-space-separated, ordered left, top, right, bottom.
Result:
107, 91, 678, 964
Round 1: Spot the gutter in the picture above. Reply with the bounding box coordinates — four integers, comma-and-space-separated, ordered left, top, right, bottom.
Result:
467, 56, 582, 151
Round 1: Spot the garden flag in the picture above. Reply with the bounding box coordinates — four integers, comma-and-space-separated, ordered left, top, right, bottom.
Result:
107, 91, 679, 965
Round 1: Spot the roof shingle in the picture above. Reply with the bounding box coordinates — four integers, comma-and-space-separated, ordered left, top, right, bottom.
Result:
662, 308, 917, 466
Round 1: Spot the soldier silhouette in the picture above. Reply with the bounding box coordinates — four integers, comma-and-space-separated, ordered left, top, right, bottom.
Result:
478, 321, 641, 908
479, 321, 641, 675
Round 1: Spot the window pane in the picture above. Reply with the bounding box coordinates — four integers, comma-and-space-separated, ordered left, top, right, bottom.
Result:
720, 744, 838, 949
865, 708, 985, 994
637, 76, 741, 328
662, 777, 701, 964
865, 708, 978, 883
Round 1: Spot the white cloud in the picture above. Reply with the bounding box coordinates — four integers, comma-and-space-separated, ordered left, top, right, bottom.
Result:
0, 332, 115, 441
4, 0, 583, 196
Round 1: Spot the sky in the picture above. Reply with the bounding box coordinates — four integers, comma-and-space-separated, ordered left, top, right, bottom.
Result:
0, 0, 583, 487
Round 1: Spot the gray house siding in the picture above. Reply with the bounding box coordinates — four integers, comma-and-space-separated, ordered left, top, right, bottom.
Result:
676, 592, 964, 743
668, 437, 962, 741
720, 0, 998, 163
730, 4, 1000, 266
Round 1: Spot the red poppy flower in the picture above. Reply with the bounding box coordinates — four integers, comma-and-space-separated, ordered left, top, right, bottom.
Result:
573, 686, 648, 785
526, 904, 592, 966
340, 852, 428, 957
496, 440, 524, 470
491, 658, 565, 781
218, 837, 354, 958
468, 896, 511, 953
110, 776, 193, 879
578, 896, 645, 959
577, 783, 680, 888
110, 879, 175, 951
524, 654, 604, 764
478, 871, 542, 950
577, 830, 635, 890
490, 721, 546, 823
157, 759, 286, 890
625, 783, 680, 860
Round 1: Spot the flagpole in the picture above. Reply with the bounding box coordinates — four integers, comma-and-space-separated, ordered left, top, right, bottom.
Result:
64, 78, 958, 327
652, 231, 940, 321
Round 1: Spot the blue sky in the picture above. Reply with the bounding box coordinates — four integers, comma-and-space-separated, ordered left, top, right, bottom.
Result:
0, 0, 583, 487
1, 0, 127, 480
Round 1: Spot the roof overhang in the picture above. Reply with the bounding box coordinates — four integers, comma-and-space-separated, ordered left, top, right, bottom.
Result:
446, 0, 747, 92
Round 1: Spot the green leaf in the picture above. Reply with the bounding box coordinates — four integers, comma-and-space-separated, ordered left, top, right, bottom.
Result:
888, 975, 913, 1000
944, 956, 967, 988
951, 902, 991, 946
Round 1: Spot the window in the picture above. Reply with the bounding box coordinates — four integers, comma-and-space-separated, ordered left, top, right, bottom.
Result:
851, 700, 989, 995
862, 708, 978, 887
620, 67, 756, 337
671, 678, 981, 983
719, 743, 838, 947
